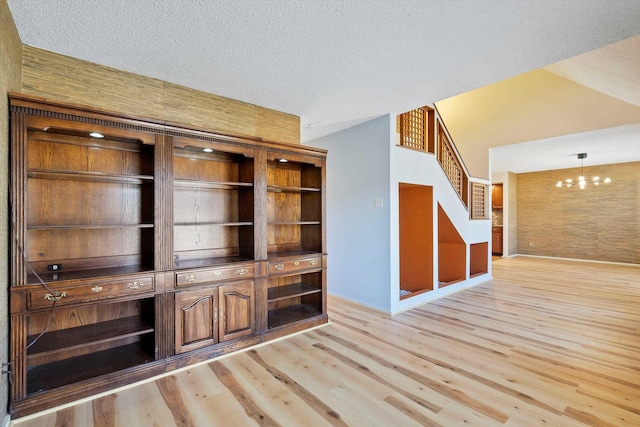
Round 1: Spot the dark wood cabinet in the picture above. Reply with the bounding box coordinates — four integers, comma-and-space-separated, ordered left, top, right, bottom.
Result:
219, 281, 255, 341
492, 226, 503, 255
492, 183, 503, 209
9, 94, 328, 417
174, 280, 254, 353
175, 287, 219, 353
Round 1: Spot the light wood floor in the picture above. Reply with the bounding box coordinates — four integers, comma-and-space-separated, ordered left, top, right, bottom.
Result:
12, 256, 640, 426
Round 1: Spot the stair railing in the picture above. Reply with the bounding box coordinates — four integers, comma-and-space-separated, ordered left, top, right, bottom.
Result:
397, 106, 488, 219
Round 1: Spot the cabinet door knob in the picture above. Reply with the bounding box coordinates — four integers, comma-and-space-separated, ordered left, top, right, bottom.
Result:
237, 268, 248, 275
91, 286, 103, 293
43, 291, 67, 302
126, 281, 145, 290
274, 263, 285, 270
185, 274, 198, 282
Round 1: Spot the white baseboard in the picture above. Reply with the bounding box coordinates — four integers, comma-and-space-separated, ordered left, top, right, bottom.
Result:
327, 293, 391, 315
2, 413, 10, 427
512, 253, 640, 267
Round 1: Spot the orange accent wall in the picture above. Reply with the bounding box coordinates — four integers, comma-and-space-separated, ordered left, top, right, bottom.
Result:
470, 242, 488, 277
399, 184, 433, 294
438, 204, 466, 285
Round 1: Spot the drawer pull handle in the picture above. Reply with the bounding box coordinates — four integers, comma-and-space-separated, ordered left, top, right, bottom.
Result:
126, 281, 145, 290
310, 259, 318, 265
91, 286, 103, 293
185, 274, 198, 282
274, 263, 284, 270
43, 291, 67, 302
294, 261, 300, 266
213, 271, 222, 277
237, 268, 248, 275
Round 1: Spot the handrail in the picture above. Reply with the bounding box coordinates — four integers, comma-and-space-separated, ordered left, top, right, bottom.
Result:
437, 122, 468, 208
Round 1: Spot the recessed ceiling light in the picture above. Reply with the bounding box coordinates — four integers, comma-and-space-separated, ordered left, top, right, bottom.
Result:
89, 132, 104, 138
279, 158, 288, 163
203, 148, 213, 153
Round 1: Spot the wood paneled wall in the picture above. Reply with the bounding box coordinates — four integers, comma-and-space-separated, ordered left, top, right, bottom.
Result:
516, 161, 640, 264
21, 46, 300, 144
1, 0, 23, 415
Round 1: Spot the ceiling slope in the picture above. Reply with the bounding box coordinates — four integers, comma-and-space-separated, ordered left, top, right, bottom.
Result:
436, 67, 640, 177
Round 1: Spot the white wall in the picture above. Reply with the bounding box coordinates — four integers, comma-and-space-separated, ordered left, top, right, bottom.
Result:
308, 115, 392, 312
389, 131, 490, 314
310, 114, 491, 315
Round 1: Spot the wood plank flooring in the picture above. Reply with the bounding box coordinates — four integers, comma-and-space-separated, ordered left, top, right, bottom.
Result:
11, 256, 640, 426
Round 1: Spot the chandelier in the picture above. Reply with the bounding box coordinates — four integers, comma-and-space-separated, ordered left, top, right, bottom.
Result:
556, 153, 611, 189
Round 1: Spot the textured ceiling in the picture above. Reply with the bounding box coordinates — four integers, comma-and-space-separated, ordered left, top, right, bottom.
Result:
7, 0, 640, 176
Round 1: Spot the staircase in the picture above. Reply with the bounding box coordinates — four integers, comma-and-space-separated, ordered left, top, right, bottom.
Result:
395, 105, 491, 309
397, 105, 487, 217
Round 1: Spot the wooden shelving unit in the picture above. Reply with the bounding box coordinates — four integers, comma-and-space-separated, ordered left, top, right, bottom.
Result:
266, 155, 324, 259
173, 139, 256, 269
9, 95, 328, 418
267, 270, 323, 329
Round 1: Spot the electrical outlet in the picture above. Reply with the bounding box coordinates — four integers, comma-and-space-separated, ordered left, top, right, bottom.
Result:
47, 264, 62, 271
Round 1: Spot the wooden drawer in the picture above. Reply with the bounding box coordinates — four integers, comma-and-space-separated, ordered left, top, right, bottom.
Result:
28, 276, 155, 309
175, 264, 254, 287
492, 226, 503, 234
268, 256, 322, 275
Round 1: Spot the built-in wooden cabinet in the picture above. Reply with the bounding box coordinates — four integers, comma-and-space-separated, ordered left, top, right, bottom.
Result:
23, 123, 158, 282
175, 280, 254, 353
266, 153, 324, 257
492, 183, 503, 209
172, 138, 256, 269
492, 226, 503, 255
24, 296, 156, 394
267, 258, 324, 329
9, 95, 327, 417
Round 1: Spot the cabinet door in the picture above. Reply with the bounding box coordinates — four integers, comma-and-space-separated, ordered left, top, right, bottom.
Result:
492, 184, 503, 208
219, 281, 255, 342
175, 288, 218, 354
492, 233, 503, 254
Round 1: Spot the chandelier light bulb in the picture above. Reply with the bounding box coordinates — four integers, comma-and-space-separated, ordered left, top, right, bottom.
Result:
555, 153, 612, 189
